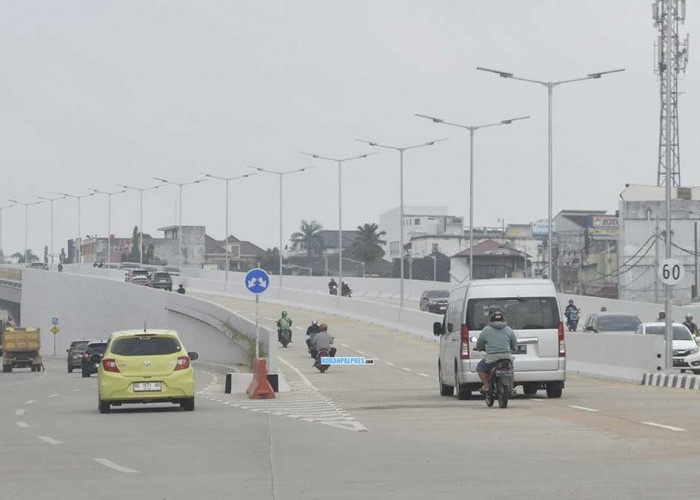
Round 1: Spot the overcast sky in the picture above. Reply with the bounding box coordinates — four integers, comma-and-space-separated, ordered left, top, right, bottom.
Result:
1, 1, 698, 257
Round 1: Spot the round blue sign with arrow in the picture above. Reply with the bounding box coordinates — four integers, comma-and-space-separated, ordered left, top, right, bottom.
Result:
245, 268, 270, 295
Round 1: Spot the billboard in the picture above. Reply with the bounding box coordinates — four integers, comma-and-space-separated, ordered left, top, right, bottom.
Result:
532, 220, 554, 236
590, 215, 619, 230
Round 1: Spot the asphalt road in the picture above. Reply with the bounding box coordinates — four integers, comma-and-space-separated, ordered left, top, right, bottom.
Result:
1, 293, 700, 499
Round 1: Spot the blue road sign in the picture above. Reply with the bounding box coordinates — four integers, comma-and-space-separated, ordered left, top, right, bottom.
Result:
245, 268, 270, 294
51, 317, 59, 326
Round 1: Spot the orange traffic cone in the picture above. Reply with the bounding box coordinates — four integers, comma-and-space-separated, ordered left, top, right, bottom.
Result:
246, 358, 276, 399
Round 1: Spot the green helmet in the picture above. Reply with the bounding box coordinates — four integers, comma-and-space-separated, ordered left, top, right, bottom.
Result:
281, 311, 288, 317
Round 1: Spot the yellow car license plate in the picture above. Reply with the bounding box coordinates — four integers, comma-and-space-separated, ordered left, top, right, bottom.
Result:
133, 382, 162, 392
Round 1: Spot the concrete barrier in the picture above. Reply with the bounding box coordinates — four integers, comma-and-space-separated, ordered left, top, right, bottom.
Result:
565, 332, 665, 382
20, 269, 277, 380
641, 372, 700, 390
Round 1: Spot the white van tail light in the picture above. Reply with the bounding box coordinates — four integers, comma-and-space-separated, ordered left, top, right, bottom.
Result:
558, 322, 566, 357
461, 324, 470, 360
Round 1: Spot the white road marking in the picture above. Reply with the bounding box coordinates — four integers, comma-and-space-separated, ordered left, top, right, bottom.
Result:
642, 421, 686, 432
72, 388, 82, 392
38, 436, 63, 445
387, 362, 395, 366
15, 409, 25, 416
418, 373, 429, 378
16, 422, 29, 428
25, 400, 36, 405
264, 317, 275, 321
402, 367, 413, 372
340, 343, 349, 348
93, 458, 140, 474
48, 393, 59, 398
356, 350, 365, 355
529, 399, 545, 402
568, 405, 599, 413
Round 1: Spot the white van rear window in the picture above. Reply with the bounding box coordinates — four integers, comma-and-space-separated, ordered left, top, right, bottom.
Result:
467, 297, 560, 330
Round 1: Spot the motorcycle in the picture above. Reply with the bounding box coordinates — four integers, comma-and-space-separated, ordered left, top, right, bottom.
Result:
341, 285, 352, 298
278, 328, 291, 348
306, 333, 319, 358
314, 348, 331, 373
484, 358, 514, 409
329, 284, 338, 296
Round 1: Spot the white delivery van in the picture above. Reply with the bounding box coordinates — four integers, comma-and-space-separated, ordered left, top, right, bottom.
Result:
434, 279, 566, 399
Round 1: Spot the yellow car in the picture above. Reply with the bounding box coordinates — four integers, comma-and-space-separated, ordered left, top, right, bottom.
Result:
96, 329, 198, 414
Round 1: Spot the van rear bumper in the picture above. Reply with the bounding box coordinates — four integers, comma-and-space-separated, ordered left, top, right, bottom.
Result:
458, 361, 566, 384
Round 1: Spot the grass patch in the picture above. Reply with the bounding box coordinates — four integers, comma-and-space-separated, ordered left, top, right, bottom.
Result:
222, 320, 266, 370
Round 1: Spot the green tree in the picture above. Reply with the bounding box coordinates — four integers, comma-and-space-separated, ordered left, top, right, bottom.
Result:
11, 249, 39, 263
255, 248, 280, 275
348, 223, 387, 263
290, 220, 324, 257
129, 226, 141, 263
43, 246, 48, 264
145, 243, 155, 264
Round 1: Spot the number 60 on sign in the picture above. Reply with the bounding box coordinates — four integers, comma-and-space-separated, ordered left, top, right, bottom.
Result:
658, 258, 685, 286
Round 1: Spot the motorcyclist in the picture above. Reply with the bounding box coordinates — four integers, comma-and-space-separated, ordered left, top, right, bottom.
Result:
683, 314, 698, 338
306, 319, 322, 353
310, 323, 336, 366
176, 284, 186, 295
475, 308, 517, 393
341, 281, 352, 297
657, 311, 666, 322
57, 262, 63, 272
564, 299, 580, 332
276, 311, 293, 343
328, 278, 338, 295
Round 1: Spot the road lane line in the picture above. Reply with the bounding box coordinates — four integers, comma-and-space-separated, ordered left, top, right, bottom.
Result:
418, 373, 429, 378
15, 409, 25, 416
356, 350, 365, 355
38, 436, 63, 445
264, 317, 275, 321
72, 388, 82, 392
93, 458, 140, 474
642, 422, 686, 432
16, 422, 29, 428
48, 393, 59, 398
24, 400, 36, 405
387, 362, 395, 366
529, 399, 545, 402
568, 405, 599, 413
402, 367, 413, 372
340, 343, 349, 348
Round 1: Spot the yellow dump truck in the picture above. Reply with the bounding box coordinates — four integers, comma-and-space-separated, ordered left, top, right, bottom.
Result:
2, 327, 42, 373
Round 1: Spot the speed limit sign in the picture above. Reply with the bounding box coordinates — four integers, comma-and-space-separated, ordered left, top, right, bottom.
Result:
658, 258, 686, 286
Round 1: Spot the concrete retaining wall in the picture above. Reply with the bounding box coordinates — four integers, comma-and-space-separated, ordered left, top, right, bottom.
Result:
20, 269, 275, 373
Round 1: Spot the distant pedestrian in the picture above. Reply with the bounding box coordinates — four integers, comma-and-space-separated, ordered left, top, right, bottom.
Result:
657, 311, 666, 322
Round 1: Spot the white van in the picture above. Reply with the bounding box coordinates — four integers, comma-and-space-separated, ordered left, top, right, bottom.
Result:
434, 279, 566, 399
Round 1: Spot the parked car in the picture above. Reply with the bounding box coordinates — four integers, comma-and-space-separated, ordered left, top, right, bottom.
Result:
150, 272, 173, 291
125, 269, 150, 283
81, 341, 107, 377
67, 340, 90, 373
636, 322, 700, 374
583, 312, 641, 333
434, 278, 566, 399
420, 290, 449, 314
27, 262, 48, 270
96, 329, 198, 413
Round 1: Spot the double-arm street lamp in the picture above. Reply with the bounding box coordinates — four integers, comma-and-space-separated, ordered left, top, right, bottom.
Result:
476, 66, 624, 278
117, 184, 163, 268
154, 177, 208, 273
300, 151, 375, 289
59, 192, 95, 268
416, 113, 530, 280
8, 199, 42, 265
201, 172, 257, 283
89, 188, 127, 266
355, 138, 447, 310
0, 203, 16, 264
37, 195, 66, 266
249, 166, 310, 290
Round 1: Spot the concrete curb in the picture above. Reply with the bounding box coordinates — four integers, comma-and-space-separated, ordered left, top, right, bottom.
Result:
641, 372, 700, 390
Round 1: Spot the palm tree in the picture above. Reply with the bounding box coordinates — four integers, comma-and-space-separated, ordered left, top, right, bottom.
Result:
11, 249, 39, 263
349, 223, 387, 263
290, 220, 324, 257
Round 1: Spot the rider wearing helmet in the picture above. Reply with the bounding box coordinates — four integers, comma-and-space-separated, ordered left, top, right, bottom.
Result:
310, 323, 336, 363
683, 314, 698, 338
276, 311, 293, 343
306, 319, 322, 351
475, 308, 517, 393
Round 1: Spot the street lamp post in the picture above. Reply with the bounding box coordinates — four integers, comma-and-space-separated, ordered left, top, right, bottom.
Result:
356, 138, 447, 310
476, 66, 624, 279
118, 184, 163, 268
89, 189, 127, 267
60, 192, 95, 268
416, 113, 530, 280
8, 199, 42, 264
37, 195, 66, 266
154, 178, 207, 273
0, 203, 16, 264
429, 254, 438, 282
201, 172, 257, 283
300, 151, 375, 290
342, 256, 366, 278
249, 167, 310, 291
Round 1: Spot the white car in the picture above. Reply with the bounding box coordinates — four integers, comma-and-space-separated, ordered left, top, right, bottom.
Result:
434, 279, 566, 399
636, 322, 700, 374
